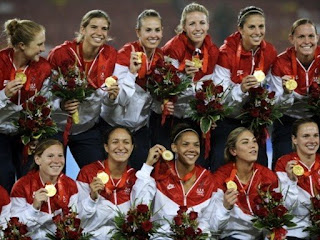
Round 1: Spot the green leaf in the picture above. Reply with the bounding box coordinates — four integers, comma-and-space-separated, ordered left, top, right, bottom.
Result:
200, 117, 211, 134
21, 135, 31, 145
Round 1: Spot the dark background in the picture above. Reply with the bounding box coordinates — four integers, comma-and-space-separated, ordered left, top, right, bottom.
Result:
0, 0, 319, 55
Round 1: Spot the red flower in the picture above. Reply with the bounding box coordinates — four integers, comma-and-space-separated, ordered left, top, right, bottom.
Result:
189, 211, 198, 220
141, 220, 153, 232
153, 74, 163, 84
196, 103, 206, 114
25, 102, 36, 112
195, 91, 205, 101
311, 197, 320, 209
273, 227, 287, 240
45, 118, 54, 126
273, 205, 288, 217
184, 226, 195, 236
172, 75, 181, 85
41, 107, 51, 117
67, 79, 76, 89
215, 85, 223, 94
253, 205, 268, 218
68, 230, 80, 240
268, 91, 275, 99
271, 191, 283, 202
137, 204, 149, 214
177, 206, 188, 215
74, 218, 81, 228
174, 216, 183, 226
250, 108, 260, 117
26, 119, 36, 129
127, 214, 134, 223
202, 80, 212, 88
34, 95, 46, 105
261, 100, 268, 108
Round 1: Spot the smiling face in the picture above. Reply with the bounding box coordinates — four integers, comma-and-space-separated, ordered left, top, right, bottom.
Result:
171, 131, 200, 167
292, 122, 319, 157
230, 130, 258, 163
239, 14, 265, 51
35, 144, 65, 183
289, 23, 319, 62
81, 17, 109, 49
21, 30, 46, 62
136, 16, 163, 53
104, 128, 134, 164
183, 11, 209, 48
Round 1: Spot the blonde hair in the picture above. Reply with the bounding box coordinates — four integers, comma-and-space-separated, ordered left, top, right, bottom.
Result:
136, 9, 162, 30
75, 9, 112, 42
224, 127, 253, 162
4, 18, 44, 47
175, 2, 209, 34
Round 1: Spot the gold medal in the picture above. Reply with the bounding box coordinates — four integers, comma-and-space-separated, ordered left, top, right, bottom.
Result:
15, 72, 27, 84
105, 76, 117, 88
45, 184, 57, 197
162, 150, 174, 161
226, 180, 237, 190
292, 164, 304, 176
253, 70, 265, 82
285, 79, 297, 91
192, 56, 203, 69
136, 52, 143, 64
97, 171, 109, 184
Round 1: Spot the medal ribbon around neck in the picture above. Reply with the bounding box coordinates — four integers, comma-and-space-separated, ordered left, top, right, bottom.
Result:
234, 41, 265, 83
179, 167, 196, 182
103, 160, 128, 193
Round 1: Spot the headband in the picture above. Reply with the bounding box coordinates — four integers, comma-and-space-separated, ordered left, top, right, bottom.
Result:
238, 9, 264, 26
173, 128, 199, 143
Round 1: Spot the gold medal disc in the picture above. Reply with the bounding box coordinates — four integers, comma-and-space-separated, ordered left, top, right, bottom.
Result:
97, 171, 109, 184
15, 72, 27, 84
162, 150, 174, 161
253, 70, 265, 82
293, 165, 304, 176
45, 184, 57, 197
226, 180, 237, 190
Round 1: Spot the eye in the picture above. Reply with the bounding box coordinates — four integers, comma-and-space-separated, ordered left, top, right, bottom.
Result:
155, 28, 161, 32
58, 154, 64, 158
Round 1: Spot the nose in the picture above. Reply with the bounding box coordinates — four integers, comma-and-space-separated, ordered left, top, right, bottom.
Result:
195, 23, 201, 31
40, 43, 45, 53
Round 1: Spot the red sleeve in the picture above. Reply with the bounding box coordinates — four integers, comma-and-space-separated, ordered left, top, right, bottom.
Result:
275, 154, 290, 172
162, 35, 185, 62
47, 42, 76, 71
0, 185, 10, 208
76, 165, 94, 184
116, 43, 135, 67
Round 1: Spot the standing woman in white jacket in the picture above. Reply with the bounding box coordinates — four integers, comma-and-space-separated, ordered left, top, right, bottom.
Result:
100, 9, 164, 170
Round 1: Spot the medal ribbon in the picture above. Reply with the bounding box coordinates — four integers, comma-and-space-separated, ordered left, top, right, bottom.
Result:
103, 160, 128, 192
179, 167, 196, 182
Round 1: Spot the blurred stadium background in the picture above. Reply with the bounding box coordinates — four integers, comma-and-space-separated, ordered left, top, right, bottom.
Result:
1, 0, 319, 178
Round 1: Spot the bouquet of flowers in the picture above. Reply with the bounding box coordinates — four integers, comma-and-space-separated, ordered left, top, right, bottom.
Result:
148, 62, 192, 125
303, 195, 320, 238
252, 184, 296, 240
51, 62, 94, 124
238, 86, 282, 144
46, 207, 92, 240
308, 80, 320, 117
188, 80, 232, 159
167, 206, 208, 240
1, 217, 31, 240
15, 94, 57, 158
111, 203, 161, 240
